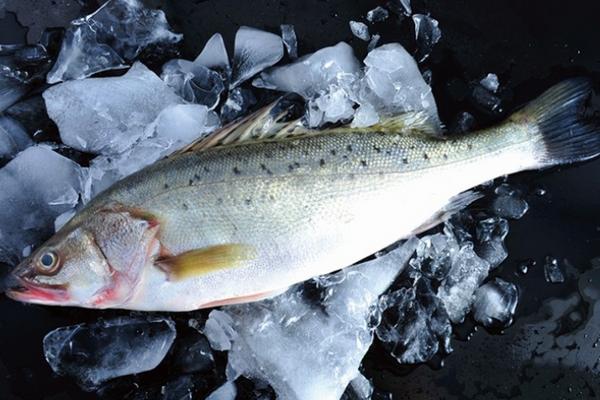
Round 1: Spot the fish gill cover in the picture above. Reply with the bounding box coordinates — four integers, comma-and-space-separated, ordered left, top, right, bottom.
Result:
0, 0, 598, 399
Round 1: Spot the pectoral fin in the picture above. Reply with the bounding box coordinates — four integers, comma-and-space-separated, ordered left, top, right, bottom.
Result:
156, 244, 255, 280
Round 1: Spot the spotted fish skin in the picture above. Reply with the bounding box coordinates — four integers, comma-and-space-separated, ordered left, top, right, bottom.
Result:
7, 79, 600, 311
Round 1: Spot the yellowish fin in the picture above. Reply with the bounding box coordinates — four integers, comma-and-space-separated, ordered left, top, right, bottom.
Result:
157, 244, 255, 280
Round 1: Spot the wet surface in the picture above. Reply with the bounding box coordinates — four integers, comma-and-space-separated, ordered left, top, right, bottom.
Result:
0, 0, 600, 399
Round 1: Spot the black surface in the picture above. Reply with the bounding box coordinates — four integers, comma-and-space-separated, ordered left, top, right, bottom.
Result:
1, 0, 600, 399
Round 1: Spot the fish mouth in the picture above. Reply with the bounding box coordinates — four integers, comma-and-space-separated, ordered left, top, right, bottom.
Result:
3, 275, 69, 304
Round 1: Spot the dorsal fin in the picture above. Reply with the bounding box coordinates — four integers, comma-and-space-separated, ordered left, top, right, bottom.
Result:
171, 104, 442, 156
170, 99, 311, 155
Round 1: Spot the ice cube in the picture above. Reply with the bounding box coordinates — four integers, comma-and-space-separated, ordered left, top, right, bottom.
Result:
47, 0, 182, 83
280, 24, 298, 59
472, 278, 518, 329
450, 111, 476, 134
474, 217, 508, 269
43, 317, 176, 390
367, 34, 381, 52
376, 278, 452, 364
471, 85, 503, 115
437, 243, 491, 323
388, 0, 412, 15
161, 59, 225, 109
544, 257, 565, 284
358, 43, 441, 132
351, 102, 380, 128
194, 33, 230, 72
0, 146, 85, 264
0, 53, 30, 112
87, 104, 219, 197
491, 184, 529, 219
366, 6, 389, 23
346, 374, 373, 400
231, 26, 284, 88
412, 14, 441, 62
206, 381, 237, 400
307, 86, 355, 127
44, 62, 184, 155
0, 115, 32, 159
480, 73, 500, 93
253, 42, 361, 99
221, 87, 256, 123
409, 233, 459, 280
349, 21, 370, 41
204, 239, 418, 400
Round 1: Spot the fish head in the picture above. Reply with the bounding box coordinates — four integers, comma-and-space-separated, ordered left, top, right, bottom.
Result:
5, 208, 159, 308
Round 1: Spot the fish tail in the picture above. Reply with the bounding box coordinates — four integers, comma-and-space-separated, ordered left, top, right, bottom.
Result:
513, 78, 600, 167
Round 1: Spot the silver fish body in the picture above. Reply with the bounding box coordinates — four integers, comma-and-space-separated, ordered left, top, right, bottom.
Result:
6, 79, 600, 311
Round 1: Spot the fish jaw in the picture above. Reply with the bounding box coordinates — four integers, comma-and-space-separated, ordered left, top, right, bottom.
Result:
4, 275, 70, 305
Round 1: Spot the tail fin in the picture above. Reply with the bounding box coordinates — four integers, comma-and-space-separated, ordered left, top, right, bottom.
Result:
513, 78, 600, 167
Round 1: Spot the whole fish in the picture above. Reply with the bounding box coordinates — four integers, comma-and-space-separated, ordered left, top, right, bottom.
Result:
5, 79, 599, 311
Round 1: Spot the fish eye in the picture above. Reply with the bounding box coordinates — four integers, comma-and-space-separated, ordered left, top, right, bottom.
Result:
38, 251, 59, 272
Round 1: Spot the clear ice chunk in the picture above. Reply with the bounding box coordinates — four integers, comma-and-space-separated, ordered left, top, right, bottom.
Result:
280, 24, 298, 59
205, 381, 237, 400
491, 184, 529, 219
480, 73, 499, 93
194, 33, 230, 71
349, 21, 370, 41
307, 86, 355, 126
409, 233, 459, 281
204, 239, 418, 400
544, 257, 565, 284
367, 34, 381, 52
437, 243, 491, 323
471, 85, 503, 115
357, 43, 441, 132
44, 62, 184, 155
412, 14, 441, 62
376, 277, 452, 364
47, 0, 182, 83
450, 111, 476, 134
472, 278, 518, 329
43, 317, 176, 390
87, 104, 219, 197
231, 26, 284, 88
161, 59, 225, 109
348, 374, 373, 400
351, 102, 380, 128
253, 42, 361, 99
0, 146, 85, 264
474, 217, 509, 269
366, 6, 389, 23
0, 116, 32, 159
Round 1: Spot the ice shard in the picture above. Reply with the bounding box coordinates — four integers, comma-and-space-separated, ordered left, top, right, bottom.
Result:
231, 26, 284, 88
44, 62, 184, 155
43, 317, 176, 390
204, 239, 418, 400
47, 0, 182, 83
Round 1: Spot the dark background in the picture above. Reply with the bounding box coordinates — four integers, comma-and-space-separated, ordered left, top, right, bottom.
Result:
1, 0, 600, 399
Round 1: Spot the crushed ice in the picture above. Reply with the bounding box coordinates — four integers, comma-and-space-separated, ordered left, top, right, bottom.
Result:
0, 3, 540, 398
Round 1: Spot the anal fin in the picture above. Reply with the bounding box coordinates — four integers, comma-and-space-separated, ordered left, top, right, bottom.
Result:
411, 190, 483, 235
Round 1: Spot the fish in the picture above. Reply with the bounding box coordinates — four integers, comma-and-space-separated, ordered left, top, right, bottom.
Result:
4, 78, 600, 311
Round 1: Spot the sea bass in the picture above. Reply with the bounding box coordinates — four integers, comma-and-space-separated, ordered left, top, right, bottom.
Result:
5, 79, 599, 311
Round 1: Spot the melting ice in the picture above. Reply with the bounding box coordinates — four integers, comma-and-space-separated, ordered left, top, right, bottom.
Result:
0, 116, 32, 159
231, 26, 284, 88
472, 278, 518, 329
47, 0, 182, 83
44, 62, 184, 155
203, 239, 418, 400
43, 317, 176, 390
